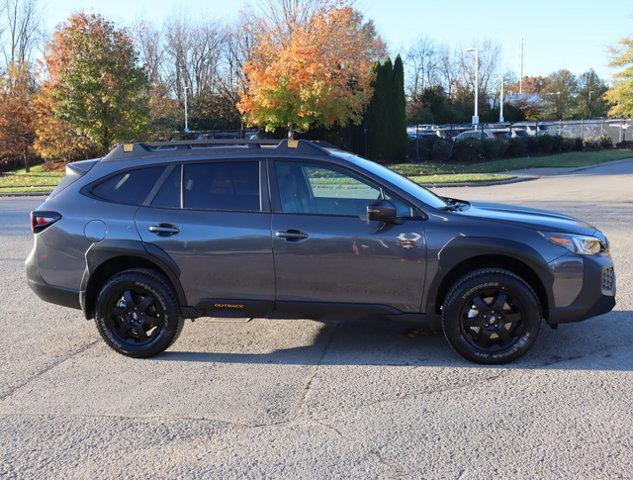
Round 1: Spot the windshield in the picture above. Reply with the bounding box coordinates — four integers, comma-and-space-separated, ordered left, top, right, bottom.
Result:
330, 151, 448, 209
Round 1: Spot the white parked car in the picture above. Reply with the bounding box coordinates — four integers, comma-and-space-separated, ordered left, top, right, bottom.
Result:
453, 129, 495, 142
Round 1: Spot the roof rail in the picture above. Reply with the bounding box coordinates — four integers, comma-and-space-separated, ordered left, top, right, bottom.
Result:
102, 138, 333, 161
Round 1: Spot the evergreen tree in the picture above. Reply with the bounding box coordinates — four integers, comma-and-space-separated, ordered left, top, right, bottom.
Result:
392, 55, 408, 161
365, 56, 408, 163
366, 60, 389, 161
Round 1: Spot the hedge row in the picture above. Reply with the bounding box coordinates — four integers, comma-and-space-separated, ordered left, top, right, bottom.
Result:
410, 135, 614, 163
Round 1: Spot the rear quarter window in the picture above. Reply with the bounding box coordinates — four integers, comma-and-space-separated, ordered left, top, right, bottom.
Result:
92, 166, 165, 205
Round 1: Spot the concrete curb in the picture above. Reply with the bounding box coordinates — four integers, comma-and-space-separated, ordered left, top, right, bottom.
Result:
419, 175, 536, 188
0, 191, 50, 197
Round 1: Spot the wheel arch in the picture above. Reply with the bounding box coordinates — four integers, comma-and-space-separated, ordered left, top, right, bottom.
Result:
427, 237, 552, 320
80, 240, 187, 319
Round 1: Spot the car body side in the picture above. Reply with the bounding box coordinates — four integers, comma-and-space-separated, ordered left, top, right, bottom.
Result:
25, 149, 615, 326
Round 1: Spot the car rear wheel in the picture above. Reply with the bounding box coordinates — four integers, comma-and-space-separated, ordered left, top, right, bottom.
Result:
441, 268, 541, 364
94, 268, 184, 358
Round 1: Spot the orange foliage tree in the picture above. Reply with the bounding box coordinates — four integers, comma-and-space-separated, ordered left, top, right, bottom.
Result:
0, 63, 35, 171
34, 13, 149, 163
238, 1, 385, 138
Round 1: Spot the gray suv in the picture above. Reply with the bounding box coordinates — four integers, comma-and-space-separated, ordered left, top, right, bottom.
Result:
26, 140, 616, 364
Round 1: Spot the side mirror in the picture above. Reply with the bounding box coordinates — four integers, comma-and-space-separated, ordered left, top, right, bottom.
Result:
367, 199, 397, 222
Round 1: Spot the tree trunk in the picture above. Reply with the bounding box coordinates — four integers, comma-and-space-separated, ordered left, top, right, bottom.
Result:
23, 153, 30, 173
287, 125, 295, 139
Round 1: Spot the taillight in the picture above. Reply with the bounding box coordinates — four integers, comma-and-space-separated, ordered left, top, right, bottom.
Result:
30, 211, 61, 233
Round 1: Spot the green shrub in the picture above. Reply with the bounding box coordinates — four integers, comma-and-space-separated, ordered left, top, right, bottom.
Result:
430, 138, 453, 162
481, 139, 507, 159
573, 137, 584, 150
451, 138, 483, 162
599, 135, 613, 149
551, 135, 564, 153
561, 137, 576, 152
584, 138, 603, 150
506, 137, 528, 157
536, 135, 554, 153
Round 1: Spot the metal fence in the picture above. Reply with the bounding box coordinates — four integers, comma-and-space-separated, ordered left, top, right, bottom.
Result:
408, 118, 633, 143
406, 118, 633, 163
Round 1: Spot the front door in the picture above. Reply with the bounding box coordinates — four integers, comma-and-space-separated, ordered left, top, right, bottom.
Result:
270, 159, 426, 313
135, 159, 275, 312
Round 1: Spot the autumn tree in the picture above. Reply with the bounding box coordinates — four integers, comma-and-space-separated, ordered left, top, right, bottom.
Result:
542, 69, 578, 119
238, 0, 385, 138
34, 13, 150, 159
606, 38, 633, 117
575, 69, 608, 119
0, 62, 35, 171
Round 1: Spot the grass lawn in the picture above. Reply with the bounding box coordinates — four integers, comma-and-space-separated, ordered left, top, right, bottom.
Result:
0, 164, 64, 193
391, 149, 633, 176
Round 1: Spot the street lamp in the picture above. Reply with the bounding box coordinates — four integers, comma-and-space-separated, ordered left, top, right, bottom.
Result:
465, 48, 479, 128
499, 77, 505, 123
183, 85, 190, 134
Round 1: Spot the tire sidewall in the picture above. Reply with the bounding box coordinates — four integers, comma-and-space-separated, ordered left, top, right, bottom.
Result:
442, 272, 541, 364
95, 273, 181, 358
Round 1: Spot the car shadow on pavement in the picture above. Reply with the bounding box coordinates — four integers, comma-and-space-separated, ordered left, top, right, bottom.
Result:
157, 311, 633, 371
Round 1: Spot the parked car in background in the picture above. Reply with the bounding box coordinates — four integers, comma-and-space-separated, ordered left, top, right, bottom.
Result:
453, 129, 495, 142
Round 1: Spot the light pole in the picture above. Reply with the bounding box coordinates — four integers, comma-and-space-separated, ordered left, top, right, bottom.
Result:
465, 48, 479, 128
499, 77, 505, 123
183, 85, 190, 134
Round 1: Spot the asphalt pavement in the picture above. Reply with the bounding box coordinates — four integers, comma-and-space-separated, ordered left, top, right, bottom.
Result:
1, 160, 632, 479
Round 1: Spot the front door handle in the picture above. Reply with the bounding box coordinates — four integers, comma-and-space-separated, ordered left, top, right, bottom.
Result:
148, 224, 180, 236
275, 229, 309, 241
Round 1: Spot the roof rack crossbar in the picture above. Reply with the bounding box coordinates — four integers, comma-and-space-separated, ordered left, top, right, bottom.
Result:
103, 139, 333, 161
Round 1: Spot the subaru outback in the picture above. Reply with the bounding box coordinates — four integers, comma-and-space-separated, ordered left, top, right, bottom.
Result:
26, 139, 616, 364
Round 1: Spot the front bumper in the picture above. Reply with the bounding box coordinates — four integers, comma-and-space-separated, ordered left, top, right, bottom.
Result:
25, 247, 81, 310
548, 253, 616, 324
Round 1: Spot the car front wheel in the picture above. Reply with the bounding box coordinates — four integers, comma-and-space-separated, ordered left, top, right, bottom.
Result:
94, 268, 184, 358
441, 268, 541, 364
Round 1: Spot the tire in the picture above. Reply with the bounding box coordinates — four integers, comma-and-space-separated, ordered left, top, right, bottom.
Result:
441, 268, 541, 364
94, 268, 184, 358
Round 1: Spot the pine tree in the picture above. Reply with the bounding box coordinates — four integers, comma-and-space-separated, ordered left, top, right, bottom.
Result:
392, 55, 408, 161
366, 59, 393, 162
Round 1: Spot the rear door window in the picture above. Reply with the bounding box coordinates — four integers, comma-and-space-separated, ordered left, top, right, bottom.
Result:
92, 166, 165, 205
183, 161, 260, 211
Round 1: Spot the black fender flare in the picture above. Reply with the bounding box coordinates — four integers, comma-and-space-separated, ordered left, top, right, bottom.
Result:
424, 235, 554, 314
79, 239, 188, 318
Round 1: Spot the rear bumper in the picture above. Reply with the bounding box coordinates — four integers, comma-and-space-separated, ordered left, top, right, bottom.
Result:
25, 248, 81, 310
548, 254, 616, 324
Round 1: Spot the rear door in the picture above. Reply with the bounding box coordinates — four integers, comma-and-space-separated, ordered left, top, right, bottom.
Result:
270, 158, 427, 313
135, 159, 275, 312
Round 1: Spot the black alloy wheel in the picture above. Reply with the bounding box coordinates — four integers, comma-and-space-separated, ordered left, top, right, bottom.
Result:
442, 268, 541, 364
94, 269, 184, 358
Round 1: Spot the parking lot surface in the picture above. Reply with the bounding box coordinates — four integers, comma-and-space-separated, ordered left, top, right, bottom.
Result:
1, 160, 632, 479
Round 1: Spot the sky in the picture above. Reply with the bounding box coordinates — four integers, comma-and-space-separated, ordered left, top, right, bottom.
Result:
40, 0, 633, 81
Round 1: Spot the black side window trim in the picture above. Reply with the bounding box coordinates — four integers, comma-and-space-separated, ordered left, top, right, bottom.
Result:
143, 164, 177, 207
269, 157, 421, 219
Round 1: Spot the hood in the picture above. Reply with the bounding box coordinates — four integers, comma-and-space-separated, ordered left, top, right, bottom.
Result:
454, 201, 597, 235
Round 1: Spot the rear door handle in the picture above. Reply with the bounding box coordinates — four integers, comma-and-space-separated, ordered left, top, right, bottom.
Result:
275, 229, 309, 241
148, 224, 180, 236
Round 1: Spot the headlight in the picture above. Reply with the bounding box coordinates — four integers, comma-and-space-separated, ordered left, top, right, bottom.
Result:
542, 232, 606, 255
